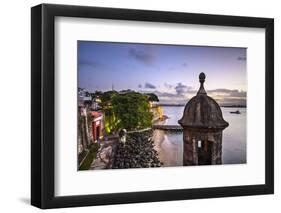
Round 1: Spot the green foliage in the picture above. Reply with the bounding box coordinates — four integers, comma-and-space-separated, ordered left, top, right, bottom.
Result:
145, 93, 159, 102
88, 90, 154, 133
90, 90, 118, 102
90, 90, 103, 100
79, 143, 100, 170
100, 91, 118, 103
111, 92, 153, 130
103, 108, 118, 134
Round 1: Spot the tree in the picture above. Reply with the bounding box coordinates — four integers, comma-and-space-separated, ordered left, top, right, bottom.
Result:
145, 93, 159, 102
111, 92, 153, 130
90, 90, 103, 100
99, 91, 118, 108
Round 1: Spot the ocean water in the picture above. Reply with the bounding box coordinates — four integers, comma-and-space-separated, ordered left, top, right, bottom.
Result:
152, 106, 247, 166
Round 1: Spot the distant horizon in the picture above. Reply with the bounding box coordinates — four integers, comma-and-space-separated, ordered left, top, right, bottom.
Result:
78, 41, 247, 106
80, 87, 246, 107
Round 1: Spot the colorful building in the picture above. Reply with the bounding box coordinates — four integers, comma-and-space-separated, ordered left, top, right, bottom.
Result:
90, 111, 104, 143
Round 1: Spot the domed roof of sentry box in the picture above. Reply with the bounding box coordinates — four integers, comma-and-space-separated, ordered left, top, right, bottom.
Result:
178, 72, 229, 130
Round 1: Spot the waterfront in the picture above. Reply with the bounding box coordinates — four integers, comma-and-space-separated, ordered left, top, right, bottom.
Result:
153, 106, 247, 166
77, 42, 247, 169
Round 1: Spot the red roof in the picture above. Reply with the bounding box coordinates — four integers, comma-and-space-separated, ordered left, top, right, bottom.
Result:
91, 111, 102, 118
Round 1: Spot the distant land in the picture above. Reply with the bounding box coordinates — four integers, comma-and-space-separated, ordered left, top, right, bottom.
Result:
155, 103, 185, 107
220, 105, 247, 108
155, 103, 246, 108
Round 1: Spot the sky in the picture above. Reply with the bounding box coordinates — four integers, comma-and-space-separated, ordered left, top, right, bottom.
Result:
78, 41, 247, 106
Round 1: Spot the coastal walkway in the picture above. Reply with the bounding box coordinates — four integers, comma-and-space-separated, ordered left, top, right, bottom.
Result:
152, 125, 183, 131
90, 139, 118, 170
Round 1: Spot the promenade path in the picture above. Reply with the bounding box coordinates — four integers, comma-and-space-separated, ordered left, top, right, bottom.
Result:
90, 139, 118, 169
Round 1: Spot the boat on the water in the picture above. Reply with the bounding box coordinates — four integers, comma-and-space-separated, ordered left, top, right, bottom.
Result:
230, 110, 241, 114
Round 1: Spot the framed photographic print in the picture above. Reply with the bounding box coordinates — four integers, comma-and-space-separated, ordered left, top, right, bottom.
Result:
31, 4, 274, 209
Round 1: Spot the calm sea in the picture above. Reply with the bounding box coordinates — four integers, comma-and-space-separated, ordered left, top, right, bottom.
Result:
152, 106, 247, 166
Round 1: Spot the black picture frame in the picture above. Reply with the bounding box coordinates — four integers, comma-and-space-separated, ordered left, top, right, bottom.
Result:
31, 3, 274, 209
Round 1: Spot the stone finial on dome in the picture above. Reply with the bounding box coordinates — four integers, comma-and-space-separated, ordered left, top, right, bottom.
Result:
178, 72, 229, 129
197, 72, 207, 95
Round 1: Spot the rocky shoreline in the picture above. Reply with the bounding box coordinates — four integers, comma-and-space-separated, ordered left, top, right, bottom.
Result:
112, 130, 163, 169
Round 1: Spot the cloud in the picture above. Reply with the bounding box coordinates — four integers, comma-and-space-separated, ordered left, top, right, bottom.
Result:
218, 97, 247, 106
138, 84, 142, 88
154, 91, 178, 98
237, 56, 246, 61
206, 89, 246, 106
175, 83, 192, 96
79, 59, 99, 67
128, 48, 156, 65
164, 82, 173, 89
208, 88, 232, 93
207, 89, 246, 98
139, 86, 246, 106
182, 62, 188, 67
144, 82, 157, 89
229, 90, 247, 97
139, 89, 184, 100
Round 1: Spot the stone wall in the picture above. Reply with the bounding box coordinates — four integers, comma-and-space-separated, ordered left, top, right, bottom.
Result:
183, 129, 223, 166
